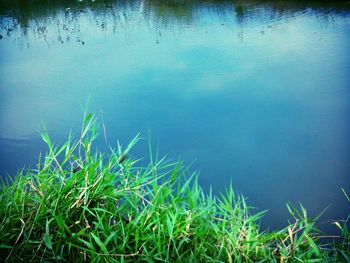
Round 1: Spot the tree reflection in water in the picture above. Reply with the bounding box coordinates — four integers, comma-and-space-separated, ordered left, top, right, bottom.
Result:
0, 0, 349, 46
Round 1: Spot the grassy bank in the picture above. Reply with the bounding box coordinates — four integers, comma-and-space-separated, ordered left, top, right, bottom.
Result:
0, 114, 349, 262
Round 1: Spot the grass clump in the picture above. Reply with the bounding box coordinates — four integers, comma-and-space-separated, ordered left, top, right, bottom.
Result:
0, 113, 349, 262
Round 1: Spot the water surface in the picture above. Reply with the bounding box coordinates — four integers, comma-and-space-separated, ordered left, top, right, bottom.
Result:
1, 0, 350, 231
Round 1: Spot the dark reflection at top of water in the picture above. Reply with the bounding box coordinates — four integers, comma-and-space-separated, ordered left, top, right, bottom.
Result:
1, 0, 349, 46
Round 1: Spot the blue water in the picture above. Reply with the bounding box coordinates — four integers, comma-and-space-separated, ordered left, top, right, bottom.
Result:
1, 0, 350, 231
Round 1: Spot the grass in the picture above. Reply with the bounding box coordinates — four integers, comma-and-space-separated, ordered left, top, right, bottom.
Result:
0, 113, 349, 262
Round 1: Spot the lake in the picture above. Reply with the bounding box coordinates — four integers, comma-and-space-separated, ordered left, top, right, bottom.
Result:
0, 0, 349, 232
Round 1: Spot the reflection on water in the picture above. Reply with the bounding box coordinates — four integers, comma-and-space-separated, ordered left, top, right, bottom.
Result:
0, 0, 350, 232
1, 0, 350, 45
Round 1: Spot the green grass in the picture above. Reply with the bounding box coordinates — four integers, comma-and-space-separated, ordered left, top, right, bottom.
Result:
0, 113, 349, 262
